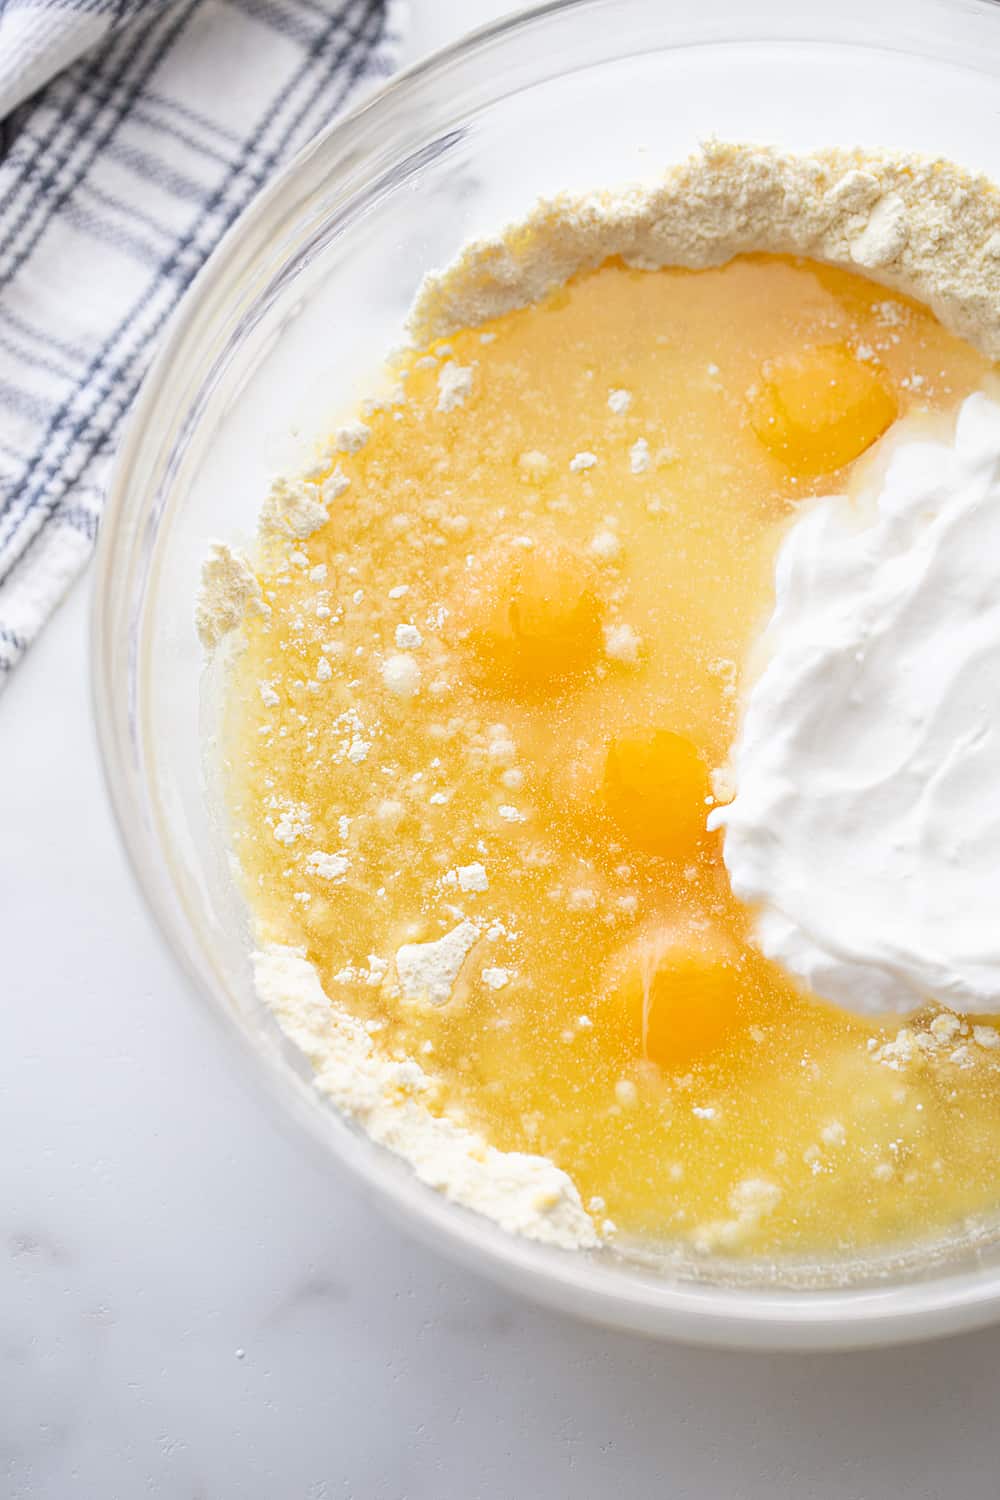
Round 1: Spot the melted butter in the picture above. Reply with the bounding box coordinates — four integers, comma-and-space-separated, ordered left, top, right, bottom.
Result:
222, 254, 1000, 1255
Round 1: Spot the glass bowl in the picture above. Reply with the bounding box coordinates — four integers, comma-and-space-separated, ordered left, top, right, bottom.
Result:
92, 0, 1000, 1350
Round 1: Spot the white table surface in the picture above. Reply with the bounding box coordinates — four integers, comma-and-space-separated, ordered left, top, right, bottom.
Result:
5, 4, 1000, 1496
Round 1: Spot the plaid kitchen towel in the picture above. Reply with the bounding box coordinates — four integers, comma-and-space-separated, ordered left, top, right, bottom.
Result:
0, 0, 406, 683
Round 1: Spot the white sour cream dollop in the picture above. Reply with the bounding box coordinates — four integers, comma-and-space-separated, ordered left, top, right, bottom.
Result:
710, 392, 1000, 1016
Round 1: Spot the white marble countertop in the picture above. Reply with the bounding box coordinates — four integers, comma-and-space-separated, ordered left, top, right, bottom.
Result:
6, 4, 1000, 1496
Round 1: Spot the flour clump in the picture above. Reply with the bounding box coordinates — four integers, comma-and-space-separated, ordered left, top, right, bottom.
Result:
411, 143, 1000, 362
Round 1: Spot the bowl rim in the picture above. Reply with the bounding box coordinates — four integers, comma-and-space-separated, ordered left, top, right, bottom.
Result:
91, 0, 1000, 1351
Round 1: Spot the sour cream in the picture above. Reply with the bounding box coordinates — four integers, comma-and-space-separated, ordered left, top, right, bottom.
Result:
710, 393, 1000, 1016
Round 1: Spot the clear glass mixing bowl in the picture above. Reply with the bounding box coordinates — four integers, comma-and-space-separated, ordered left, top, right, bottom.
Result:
92, 0, 1000, 1349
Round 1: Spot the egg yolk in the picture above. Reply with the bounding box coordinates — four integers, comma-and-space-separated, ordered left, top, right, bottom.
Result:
605, 925, 751, 1071
602, 730, 712, 859
749, 342, 898, 477
457, 538, 603, 693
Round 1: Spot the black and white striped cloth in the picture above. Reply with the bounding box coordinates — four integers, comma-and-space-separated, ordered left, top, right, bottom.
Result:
0, 0, 405, 683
